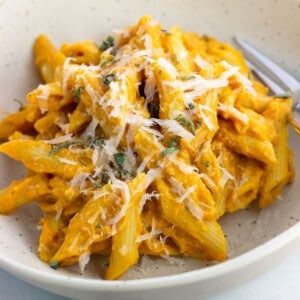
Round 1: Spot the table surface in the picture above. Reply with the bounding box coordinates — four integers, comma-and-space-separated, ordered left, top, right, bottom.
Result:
1, 249, 300, 300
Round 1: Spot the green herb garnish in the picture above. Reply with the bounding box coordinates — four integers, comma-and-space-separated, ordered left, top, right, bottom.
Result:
95, 223, 102, 229
92, 137, 105, 147
188, 102, 195, 109
168, 136, 179, 148
113, 169, 122, 178
50, 261, 60, 270
196, 121, 202, 127
161, 136, 180, 157
176, 114, 196, 135
204, 161, 210, 168
49, 140, 86, 155
99, 36, 114, 51
161, 147, 178, 156
113, 152, 127, 168
49, 137, 104, 155
274, 91, 293, 99
101, 73, 116, 86
73, 87, 83, 102
180, 74, 196, 81
100, 54, 115, 68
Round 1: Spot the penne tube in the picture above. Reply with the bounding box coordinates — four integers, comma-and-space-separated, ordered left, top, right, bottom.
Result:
258, 99, 293, 208
155, 178, 226, 261
0, 174, 50, 214
105, 173, 146, 280
0, 140, 93, 179
216, 119, 276, 165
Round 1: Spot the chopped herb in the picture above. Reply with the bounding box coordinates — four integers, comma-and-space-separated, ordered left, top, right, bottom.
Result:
13, 98, 24, 110
49, 140, 86, 155
149, 102, 159, 118
101, 73, 116, 86
180, 74, 195, 81
168, 136, 179, 148
113, 169, 122, 178
176, 114, 196, 135
92, 137, 105, 147
50, 261, 60, 270
99, 36, 114, 51
73, 87, 83, 102
205, 161, 210, 168
95, 223, 102, 229
113, 152, 127, 168
49, 137, 104, 155
161, 147, 178, 157
161, 136, 180, 157
100, 56, 107, 67
188, 102, 195, 109
274, 91, 293, 99
100, 54, 115, 68
196, 121, 202, 127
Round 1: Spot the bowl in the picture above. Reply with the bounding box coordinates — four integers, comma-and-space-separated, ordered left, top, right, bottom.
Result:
0, 0, 299, 299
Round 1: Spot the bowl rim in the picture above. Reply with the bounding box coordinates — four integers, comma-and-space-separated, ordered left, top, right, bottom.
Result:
0, 220, 299, 292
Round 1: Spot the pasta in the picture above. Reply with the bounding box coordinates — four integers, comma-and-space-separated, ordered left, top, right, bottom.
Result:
0, 15, 297, 280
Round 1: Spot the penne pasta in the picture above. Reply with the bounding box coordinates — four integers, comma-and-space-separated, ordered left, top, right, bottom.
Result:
0, 15, 297, 279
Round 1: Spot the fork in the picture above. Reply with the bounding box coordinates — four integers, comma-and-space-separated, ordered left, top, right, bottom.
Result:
234, 37, 300, 128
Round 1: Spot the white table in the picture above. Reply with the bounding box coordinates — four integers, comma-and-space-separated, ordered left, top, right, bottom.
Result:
1, 250, 300, 300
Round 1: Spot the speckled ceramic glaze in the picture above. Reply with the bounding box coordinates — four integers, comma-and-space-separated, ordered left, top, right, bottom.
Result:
0, 1, 299, 299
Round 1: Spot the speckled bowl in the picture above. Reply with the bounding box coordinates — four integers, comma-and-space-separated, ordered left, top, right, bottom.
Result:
0, 1, 300, 299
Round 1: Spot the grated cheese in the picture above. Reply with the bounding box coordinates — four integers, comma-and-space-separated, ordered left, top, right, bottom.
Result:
139, 191, 160, 212
153, 118, 194, 141
78, 252, 91, 275
197, 106, 215, 131
157, 57, 178, 78
141, 33, 152, 52
55, 207, 63, 221
36, 84, 50, 100
220, 61, 256, 95
81, 116, 98, 139
160, 255, 184, 267
168, 155, 199, 174
136, 218, 163, 243
144, 65, 157, 103
217, 153, 235, 188
194, 55, 211, 69
57, 157, 77, 165
136, 153, 155, 174
168, 177, 203, 220
44, 133, 73, 144
218, 103, 249, 124
106, 180, 130, 226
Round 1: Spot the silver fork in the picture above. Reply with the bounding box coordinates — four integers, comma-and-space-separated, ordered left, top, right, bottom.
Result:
234, 37, 300, 128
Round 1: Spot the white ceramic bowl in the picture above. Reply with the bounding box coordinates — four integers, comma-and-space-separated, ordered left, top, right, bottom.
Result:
0, 1, 300, 299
